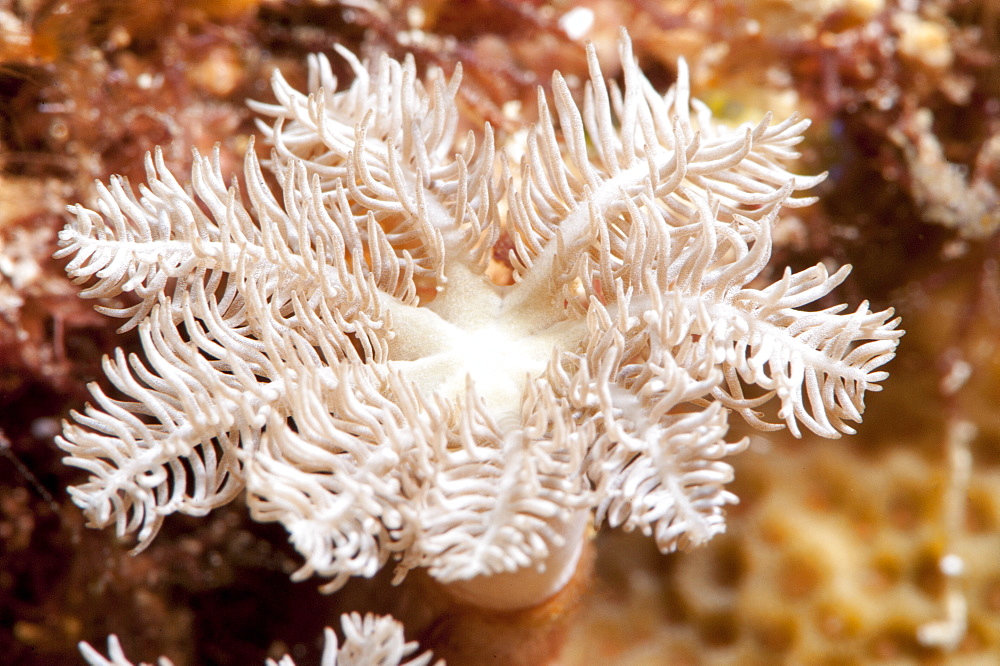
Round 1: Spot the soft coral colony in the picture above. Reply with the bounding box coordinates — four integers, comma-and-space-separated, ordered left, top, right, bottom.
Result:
57, 26, 900, 654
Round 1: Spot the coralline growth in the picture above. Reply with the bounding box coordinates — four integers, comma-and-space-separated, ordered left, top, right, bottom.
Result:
56, 26, 900, 637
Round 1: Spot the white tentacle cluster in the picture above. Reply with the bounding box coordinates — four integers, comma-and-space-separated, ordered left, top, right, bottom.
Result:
57, 28, 901, 608
80, 612, 439, 666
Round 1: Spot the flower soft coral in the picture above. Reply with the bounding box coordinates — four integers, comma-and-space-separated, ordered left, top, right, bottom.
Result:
56, 28, 901, 610
80, 613, 439, 666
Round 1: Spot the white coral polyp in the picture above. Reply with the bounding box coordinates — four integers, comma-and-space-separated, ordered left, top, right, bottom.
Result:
56, 28, 901, 610
79, 612, 439, 666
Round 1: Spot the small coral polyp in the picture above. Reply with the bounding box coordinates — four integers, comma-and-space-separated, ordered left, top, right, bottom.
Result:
55, 28, 901, 611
